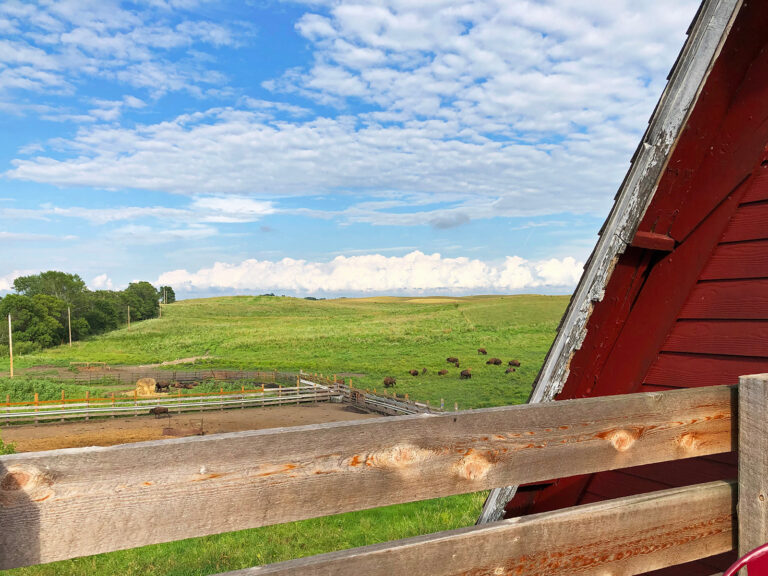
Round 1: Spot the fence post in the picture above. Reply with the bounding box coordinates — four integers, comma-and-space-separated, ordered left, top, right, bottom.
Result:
111, 393, 115, 418
134, 389, 137, 417
455, 402, 458, 412
739, 373, 768, 557
34, 393, 39, 425
220, 387, 224, 411
61, 389, 65, 422
4, 394, 8, 426
441, 398, 444, 410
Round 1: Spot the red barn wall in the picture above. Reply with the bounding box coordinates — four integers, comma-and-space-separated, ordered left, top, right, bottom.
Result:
508, 3, 768, 574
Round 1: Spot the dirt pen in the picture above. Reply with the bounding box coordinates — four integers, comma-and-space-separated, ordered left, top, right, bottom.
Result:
3, 403, 379, 452
1, 372, 436, 453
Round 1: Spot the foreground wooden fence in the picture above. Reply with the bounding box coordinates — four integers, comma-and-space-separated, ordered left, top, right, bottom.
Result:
1, 374, 765, 573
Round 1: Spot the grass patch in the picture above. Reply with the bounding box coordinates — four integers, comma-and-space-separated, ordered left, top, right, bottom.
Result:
1, 294, 568, 575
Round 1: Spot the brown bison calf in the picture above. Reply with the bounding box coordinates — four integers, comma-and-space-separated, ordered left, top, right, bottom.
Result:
460, 369, 472, 379
508, 359, 521, 367
421, 368, 428, 375
477, 348, 487, 355
149, 406, 169, 416
437, 369, 448, 376
383, 376, 397, 388
409, 369, 419, 377
505, 367, 516, 374
486, 358, 503, 365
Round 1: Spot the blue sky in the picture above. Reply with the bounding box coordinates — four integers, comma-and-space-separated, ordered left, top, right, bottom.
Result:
0, 0, 700, 297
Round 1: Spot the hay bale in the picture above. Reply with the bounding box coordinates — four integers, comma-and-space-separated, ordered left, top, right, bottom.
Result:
135, 378, 157, 397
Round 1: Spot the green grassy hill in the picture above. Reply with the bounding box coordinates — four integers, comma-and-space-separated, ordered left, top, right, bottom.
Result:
3, 294, 569, 576
3, 294, 568, 409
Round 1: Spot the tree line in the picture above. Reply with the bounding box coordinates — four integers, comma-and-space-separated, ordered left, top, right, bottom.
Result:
0, 271, 175, 355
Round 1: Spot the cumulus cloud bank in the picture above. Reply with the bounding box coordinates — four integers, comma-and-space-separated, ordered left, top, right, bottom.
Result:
157, 251, 583, 295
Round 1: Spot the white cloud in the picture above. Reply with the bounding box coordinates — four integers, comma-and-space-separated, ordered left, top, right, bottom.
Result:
0, 269, 34, 292
111, 224, 218, 244
3, 0, 700, 226
5, 108, 628, 217
0, 231, 77, 241
190, 196, 277, 223
90, 273, 113, 290
0, 0, 239, 104
0, 196, 276, 226
157, 250, 583, 295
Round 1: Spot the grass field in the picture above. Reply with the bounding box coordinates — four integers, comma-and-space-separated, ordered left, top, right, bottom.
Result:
1, 294, 569, 576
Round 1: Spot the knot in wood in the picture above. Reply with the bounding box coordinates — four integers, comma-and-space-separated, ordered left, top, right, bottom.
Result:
605, 429, 637, 452
0, 466, 54, 506
372, 445, 431, 472
0, 471, 30, 491
455, 449, 492, 481
677, 433, 698, 451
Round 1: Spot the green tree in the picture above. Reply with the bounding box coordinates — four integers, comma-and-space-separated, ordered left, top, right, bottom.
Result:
81, 290, 122, 333
0, 294, 67, 352
122, 281, 160, 321
13, 271, 86, 304
158, 286, 176, 304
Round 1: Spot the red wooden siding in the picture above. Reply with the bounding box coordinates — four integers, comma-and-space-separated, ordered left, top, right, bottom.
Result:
509, 6, 768, 574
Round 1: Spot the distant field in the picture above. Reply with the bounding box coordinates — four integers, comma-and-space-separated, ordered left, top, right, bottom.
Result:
2, 294, 569, 409
1, 294, 569, 576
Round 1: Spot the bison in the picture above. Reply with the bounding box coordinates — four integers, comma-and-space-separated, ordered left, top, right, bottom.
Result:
383, 376, 397, 388
437, 369, 448, 376
409, 369, 419, 377
446, 357, 459, 364
508, 359, 521, 367
149, 406, 169, 416
477, 348, 487, 355
505, 367, 516, 374
460, 369, 472, 380
486, 358, 503, 365
454, 361, 460, 368
421, 367, 428, 375
155, 381, 171, 392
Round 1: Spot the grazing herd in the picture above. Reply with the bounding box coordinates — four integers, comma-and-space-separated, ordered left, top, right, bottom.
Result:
155, 380, 199, 392
383, 349, 522, 388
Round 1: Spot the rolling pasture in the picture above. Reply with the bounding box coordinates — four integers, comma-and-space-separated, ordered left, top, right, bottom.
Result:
2, 294, 568, 409
2, 294, 568, 576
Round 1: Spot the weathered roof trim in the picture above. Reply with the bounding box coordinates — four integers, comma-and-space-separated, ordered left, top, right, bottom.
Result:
530, 0, 741, 404
478, 0, 742, 524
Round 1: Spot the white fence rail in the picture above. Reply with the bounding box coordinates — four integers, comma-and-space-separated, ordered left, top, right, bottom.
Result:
1, 384, 331, 424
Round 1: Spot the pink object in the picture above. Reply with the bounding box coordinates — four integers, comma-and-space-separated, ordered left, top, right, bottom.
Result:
724, 544, 768, 575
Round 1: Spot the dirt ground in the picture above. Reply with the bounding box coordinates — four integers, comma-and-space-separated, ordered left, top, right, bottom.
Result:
2, 403, 380, 452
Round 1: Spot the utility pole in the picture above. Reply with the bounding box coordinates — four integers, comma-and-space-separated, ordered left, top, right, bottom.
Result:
7, 314, 13, 379
127, 306, 131, 330
68, 306, 72, 347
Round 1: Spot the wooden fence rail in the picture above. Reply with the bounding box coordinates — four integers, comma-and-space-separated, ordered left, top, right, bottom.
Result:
224, 481, 735, 576
0, 383, 736, 570
1, 384, 330, 424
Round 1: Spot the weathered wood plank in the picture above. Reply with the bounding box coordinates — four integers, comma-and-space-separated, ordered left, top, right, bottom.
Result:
700, 240, 768, 280
0, 386, 735, 569
644, 353, 768, 388
720, 201, 768, 243
221, 481, 735, 576
741, 170, 768, 203
679, 279, 768, 320
661, 320, 768, 357
737, 373, 768, 556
